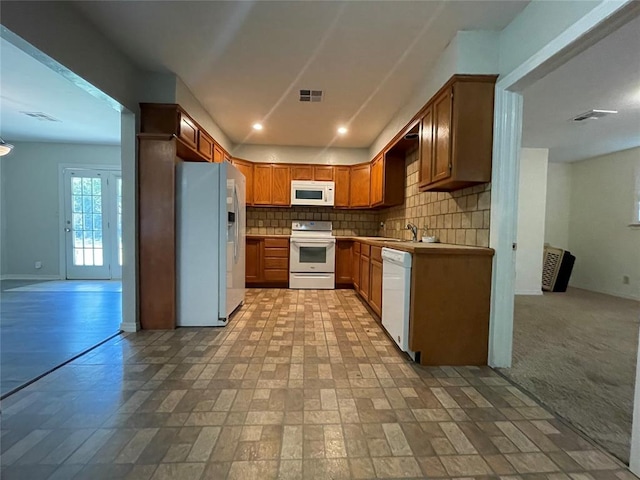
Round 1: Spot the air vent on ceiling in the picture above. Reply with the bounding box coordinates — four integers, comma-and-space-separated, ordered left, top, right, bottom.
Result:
571, 109, 618, 122
299, 90, 323, 102
21, 111, 61, 122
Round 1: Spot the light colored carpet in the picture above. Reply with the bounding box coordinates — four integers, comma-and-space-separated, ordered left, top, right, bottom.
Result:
7, 280, 122, 293
499, 287, 640, 464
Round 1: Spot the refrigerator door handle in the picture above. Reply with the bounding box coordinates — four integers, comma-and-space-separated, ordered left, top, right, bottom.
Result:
233, 185, 240, 263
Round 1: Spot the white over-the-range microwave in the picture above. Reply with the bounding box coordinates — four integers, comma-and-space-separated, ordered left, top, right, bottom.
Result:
290, 180, 335, 206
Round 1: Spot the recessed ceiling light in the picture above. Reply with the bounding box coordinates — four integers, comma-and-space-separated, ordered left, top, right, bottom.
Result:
337, 127, 348, 135
252, 123, 263, 131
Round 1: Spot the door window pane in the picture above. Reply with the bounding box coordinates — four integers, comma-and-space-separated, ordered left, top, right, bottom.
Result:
299, 246, 327, 264
71, 175, 104, 266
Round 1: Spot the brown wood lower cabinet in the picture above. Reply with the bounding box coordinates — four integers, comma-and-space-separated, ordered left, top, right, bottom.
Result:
335, 240, 353, 286
342, 238, 493, 366
246, 237, 289, 286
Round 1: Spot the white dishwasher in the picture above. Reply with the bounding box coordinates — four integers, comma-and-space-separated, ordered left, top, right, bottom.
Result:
381, 248, 415, 359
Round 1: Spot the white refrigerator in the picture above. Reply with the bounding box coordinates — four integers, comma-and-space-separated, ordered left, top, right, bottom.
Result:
176, 161, 246, 326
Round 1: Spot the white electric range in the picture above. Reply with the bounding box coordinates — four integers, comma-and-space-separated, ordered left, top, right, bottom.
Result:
289, 221, 336, 289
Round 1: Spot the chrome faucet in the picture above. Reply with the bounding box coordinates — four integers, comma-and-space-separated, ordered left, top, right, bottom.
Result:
406, 223, 418, 242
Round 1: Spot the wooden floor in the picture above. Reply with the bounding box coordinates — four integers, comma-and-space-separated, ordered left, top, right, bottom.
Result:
0, 280, 122, 397
0, 288, 633, 479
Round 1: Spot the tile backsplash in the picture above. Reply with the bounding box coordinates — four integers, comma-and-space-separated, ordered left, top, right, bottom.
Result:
247, 207, 379, 236
247, 148, 490, 247
378, 148, 490, 247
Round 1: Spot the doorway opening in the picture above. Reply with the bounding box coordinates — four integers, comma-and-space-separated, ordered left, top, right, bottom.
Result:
0, 35, 126, 397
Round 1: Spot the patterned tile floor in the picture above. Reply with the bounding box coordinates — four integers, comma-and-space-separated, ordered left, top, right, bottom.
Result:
0, 289, 635, 479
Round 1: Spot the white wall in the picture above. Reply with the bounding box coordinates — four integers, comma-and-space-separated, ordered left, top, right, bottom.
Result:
498, 0, 601, 77
369, 30, 500, 159
0, 142, 121, 278
545, 162, 572, 250
567, 147, 640, 300
176, 78, 233, 152
232, 144, 369, 165
515, 148, 549, 295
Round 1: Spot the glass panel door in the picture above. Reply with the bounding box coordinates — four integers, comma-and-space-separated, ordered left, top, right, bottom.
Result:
63, 168, 120, 279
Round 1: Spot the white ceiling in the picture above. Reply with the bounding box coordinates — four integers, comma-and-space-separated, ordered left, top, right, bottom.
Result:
74, 0, 528, 148
522, 14, 640, 163
0, 38, 121, 145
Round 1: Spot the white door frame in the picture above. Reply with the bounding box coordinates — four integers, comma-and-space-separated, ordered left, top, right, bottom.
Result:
487, 0, 640, 471
58, 163, 122, 280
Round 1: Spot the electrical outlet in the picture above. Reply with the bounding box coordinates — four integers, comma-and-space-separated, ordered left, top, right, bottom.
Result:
623, 275, 630, 285
34, 261, 42, 269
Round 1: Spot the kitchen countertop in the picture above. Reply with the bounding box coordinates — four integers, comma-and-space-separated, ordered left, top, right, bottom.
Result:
246, 234, 493, 256
337, 236, 494, 255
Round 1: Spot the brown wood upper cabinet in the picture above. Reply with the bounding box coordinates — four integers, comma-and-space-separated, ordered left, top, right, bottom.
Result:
334, 167, 350, 208
272, 165, 291, 205
291, 165, 313, 180
418, 76, 496, 192
253, 164, 291, 206
197, 131, 213, 161
213, 144, 224, 163
370, 152, 405, 208
350, 163, 371, 208
231, 158, 254, 206
291, 165, 334, 181
313, 166, 334, 181
140, 104, 231, 164
178, 112, 198, 149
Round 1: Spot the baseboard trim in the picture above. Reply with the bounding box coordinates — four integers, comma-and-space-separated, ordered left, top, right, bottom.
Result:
515, 290, 543, 296
570, 284, 640, 301
119, 322, 139, 333
0, 274, 62, 281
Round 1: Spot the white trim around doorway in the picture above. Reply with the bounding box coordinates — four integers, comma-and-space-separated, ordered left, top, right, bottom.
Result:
57, 163, 122, 283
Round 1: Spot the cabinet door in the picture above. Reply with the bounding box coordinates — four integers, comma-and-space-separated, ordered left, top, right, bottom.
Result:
335, 241, 352, 285
432, 87, 453, 182
234, 161, 254, 206
272, 165, 291, 205
197, 131, 213, 161
178, 113, 198, 149
313, 166, 334, 181
334, 167, 350, 208
213, 144, 224, 163
370, 155, 384, 206
419, 106, 434, 186
253, 165, 273, 205
352, 245, 360, 290
360, 255, 370, 301
370, 259, 382, 318
291, 165, 313, 180
350, 164, 371, 208
246, 238, 262, 283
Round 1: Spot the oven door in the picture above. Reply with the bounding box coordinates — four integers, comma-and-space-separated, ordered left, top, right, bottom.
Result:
290, 239, 336, 273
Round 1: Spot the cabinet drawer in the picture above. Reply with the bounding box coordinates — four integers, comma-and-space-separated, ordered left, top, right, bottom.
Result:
371, 246, 382, 263
361, 244, 371, 258
354, 242, 361, 254
264, 269, 289, 282
264, 238, 289, 249
264, 257, 288, 270
264, 247, 289, 258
